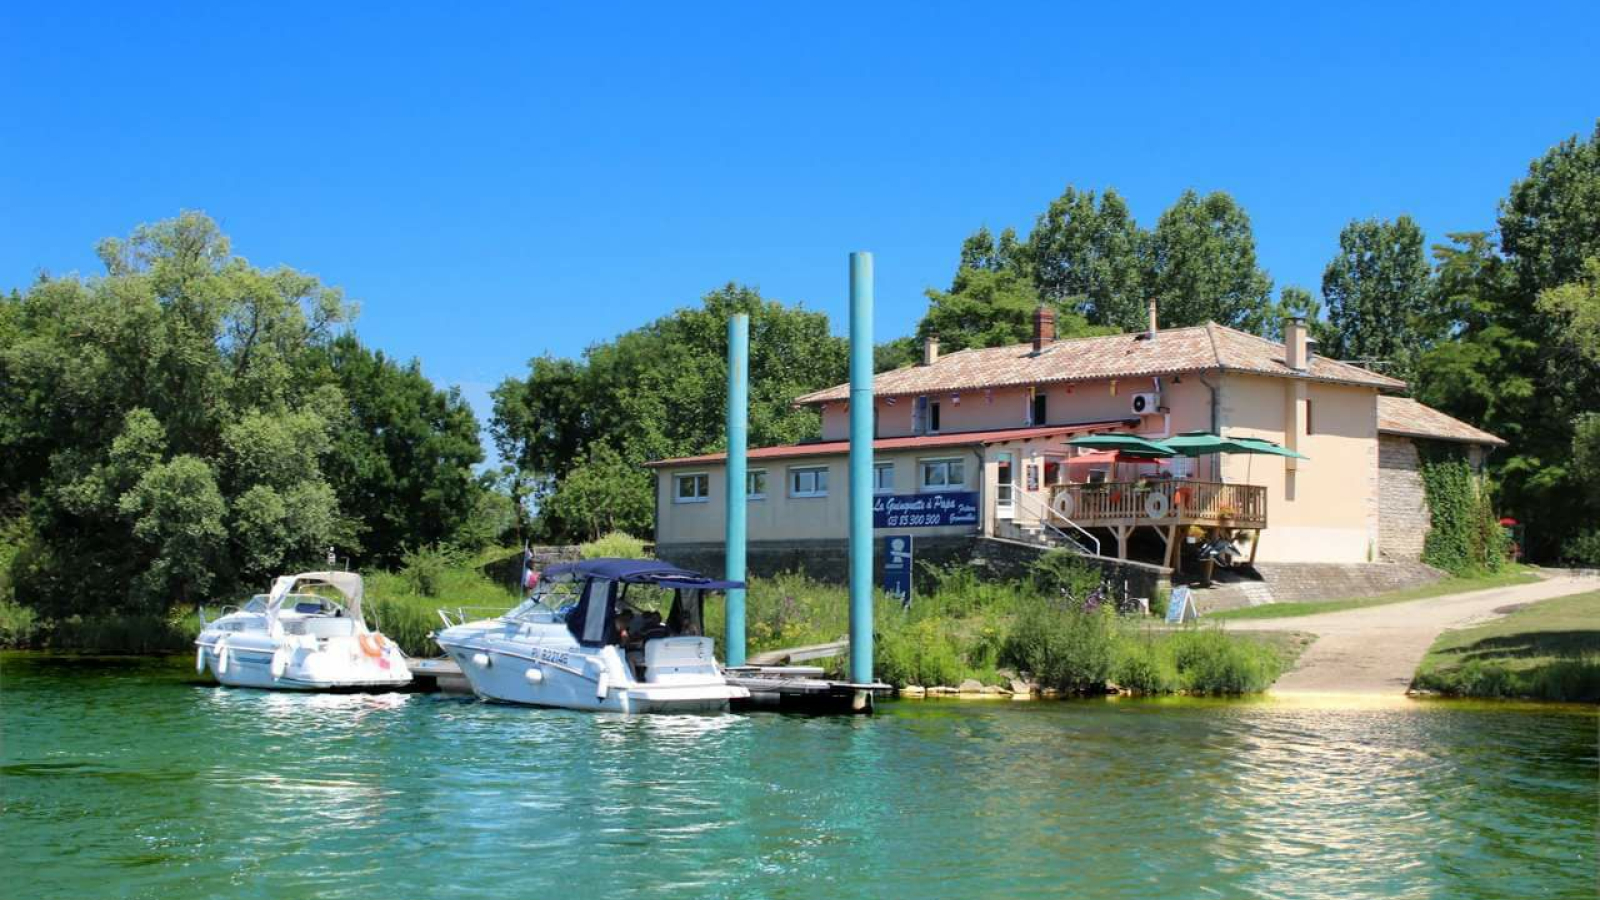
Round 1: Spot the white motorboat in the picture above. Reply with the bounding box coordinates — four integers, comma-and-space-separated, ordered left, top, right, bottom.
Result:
434, 558, 749, 713
195, 571, 412, 690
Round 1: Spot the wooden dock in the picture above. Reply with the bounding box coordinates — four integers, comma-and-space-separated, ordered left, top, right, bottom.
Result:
405, 656, 891, 714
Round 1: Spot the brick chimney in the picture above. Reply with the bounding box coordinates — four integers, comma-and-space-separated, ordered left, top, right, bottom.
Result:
922, 335, 939, 366
1032, 305, 1055, 353
1285, 317, 1309, 371
1147, 298, 1159, 339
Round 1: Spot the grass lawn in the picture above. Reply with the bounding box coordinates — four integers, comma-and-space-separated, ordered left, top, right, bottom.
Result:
1208, 567, 1541, 622
1411, 590, 1600, 703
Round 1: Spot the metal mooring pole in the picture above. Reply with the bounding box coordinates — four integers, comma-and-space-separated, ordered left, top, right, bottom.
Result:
848, 252, 874, 692
724, 313, 749, 667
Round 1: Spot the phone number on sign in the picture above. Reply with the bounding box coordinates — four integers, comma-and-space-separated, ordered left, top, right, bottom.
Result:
884, 514, 947, 527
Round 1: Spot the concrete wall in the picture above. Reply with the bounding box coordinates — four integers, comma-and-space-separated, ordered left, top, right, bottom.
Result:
1217, 373, 1380, 563
1378, 435, 1429, 561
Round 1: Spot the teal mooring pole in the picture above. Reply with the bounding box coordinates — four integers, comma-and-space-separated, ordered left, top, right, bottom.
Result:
724, 313, 749, 667
848, 252, 874, 691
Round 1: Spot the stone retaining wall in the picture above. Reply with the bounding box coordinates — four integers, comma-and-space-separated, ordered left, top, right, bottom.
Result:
1378, 435, 1429, 562
1190, 559, 1446, 612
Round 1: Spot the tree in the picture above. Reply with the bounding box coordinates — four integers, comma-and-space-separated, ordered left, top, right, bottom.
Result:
540, 444, 654, 541
1145, 190, 1274, 331
917, 267, 1112, 351
1320, 216, 1434, 379
0, 213, 485, 622
309, 335, 485, 565
492, 284, 847, 541
1262, 285, 1333, 343
1416, 122, 1600, 560
1024, 187, 1149, 330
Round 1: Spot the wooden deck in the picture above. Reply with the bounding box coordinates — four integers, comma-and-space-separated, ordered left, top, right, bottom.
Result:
1050, 481, 1267, 529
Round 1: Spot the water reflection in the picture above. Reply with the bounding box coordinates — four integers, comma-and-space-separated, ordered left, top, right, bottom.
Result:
2, 655, 1594, 900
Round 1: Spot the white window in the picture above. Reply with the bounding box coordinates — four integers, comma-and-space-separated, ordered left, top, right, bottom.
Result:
874, 462, 895, 494
747, 469, 768, 500
789, 466, 829, 498
920, 457, 966, 489
674, 472, 709, 503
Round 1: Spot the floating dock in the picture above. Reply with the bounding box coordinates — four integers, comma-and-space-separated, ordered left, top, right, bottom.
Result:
406, 657, 891, 714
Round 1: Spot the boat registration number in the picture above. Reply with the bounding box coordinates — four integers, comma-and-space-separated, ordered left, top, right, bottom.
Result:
535, 648, 570, 667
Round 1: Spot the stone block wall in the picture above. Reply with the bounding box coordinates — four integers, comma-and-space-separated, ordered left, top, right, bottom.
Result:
1378, 435, 1429, 562
656, 536, 1171, 600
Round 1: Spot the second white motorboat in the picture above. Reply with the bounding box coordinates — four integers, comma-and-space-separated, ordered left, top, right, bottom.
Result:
434, 558, 749, 713
195, 571, 412, 691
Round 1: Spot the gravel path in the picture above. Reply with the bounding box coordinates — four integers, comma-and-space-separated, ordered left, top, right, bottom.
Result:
1225, 572, 1597, 695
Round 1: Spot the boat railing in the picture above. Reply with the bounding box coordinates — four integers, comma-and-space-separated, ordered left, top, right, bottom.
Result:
436, 605, 518, 629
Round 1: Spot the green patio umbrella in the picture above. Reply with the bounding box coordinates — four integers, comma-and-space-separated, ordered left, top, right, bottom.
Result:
1160, 431, 1247, 457
1065, 434, 1175, 457
1225, 435, 1310, 459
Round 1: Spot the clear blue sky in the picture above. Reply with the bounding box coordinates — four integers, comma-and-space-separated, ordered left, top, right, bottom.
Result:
4, 2, 1597, 438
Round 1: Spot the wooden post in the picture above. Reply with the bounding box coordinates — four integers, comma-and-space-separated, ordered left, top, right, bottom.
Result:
1113, 524, 1131, 560
1165, 524, 1181, 572
1247, 529, 1260, 566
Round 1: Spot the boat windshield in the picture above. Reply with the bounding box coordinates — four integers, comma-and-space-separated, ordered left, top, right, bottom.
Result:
242, 595, 270, 613
503, 577, 583, 624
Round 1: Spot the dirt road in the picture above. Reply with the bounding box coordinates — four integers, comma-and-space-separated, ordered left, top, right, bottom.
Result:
1225, 573, 1596, 695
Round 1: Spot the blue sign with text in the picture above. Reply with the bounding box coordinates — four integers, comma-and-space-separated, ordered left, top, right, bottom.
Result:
873, 491, 980, 529
883, 535, 913, 609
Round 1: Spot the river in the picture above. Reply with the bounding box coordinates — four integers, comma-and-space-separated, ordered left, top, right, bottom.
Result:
2, 653, 1594, 899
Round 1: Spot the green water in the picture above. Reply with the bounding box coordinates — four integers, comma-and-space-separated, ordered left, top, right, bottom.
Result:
2, 654, 1595, 900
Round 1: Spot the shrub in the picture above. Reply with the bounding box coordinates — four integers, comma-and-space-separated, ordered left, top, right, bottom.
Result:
1112, 631, 1179, 693
0, 597, 39, 648
579, 531, 650, 560
1562, 529, 1600, 567
1029, 550, 1103, 606
399, 543, 461, 598
1001, 600, 1117, 692
877, 616, 966, 687
1164, 627, 1281, 694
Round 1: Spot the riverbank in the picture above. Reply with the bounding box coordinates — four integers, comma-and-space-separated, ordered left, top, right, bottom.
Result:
1228, 572, 1598, 696
1411, 589, 1600, 703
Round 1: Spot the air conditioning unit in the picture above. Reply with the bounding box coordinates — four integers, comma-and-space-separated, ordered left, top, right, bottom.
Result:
1131, 392, 1161, 416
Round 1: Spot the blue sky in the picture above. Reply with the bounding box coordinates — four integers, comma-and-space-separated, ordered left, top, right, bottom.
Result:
4, 2, 1597, 440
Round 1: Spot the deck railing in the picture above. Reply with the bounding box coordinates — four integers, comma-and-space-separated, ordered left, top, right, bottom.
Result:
1048, 481, 1267, 530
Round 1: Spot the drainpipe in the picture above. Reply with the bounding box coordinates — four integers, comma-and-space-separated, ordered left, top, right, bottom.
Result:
972, 446, 987, 537
1198, 370, 1221, 481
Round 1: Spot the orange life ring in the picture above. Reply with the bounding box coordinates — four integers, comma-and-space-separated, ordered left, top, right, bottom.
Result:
358, 633, 388, 658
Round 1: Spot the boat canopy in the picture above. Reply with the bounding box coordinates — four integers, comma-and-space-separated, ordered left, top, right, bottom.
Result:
548, 558, 741, 648
265, 571, 366, 627
543, 558, 745, 591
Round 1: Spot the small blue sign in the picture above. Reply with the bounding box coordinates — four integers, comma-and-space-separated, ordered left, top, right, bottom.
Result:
883, 535, 913, 609
873, 491, 979, 529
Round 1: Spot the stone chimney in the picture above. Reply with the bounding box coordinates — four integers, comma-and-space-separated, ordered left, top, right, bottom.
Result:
1147, 298, 1159, 338
922, 335, 940, 366
1285, 317, 1309, 371
1032, 305, 1055, 353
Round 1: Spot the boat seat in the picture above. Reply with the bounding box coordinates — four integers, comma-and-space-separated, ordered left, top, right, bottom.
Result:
643, 637, 714, 675
303, 617, 357, 638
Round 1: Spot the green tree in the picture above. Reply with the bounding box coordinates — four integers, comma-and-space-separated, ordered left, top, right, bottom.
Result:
1145, 190, 1274, 331
917, 267, 1111, 351
1416, 123, 1600, 559
540, 444, 654, 541
309, 335, 485, 565
117, 455, 228, 608
1262, 285, 1333, 343
1320, 216, 1434, 379
1024, 187, 1149, 330
492, 284, 847, 541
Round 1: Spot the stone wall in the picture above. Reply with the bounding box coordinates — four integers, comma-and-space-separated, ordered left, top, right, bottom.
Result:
656, 536, 1170, 600
482, 544, 582, 586
1190, 559, 1445, 612
1378, 435, 1430, 562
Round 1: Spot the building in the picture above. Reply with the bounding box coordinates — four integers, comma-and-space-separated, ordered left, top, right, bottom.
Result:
648, 303, 1504, 572
1375, 395, 1506, 562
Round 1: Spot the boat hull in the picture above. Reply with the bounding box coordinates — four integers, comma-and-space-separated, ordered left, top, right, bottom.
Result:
197, 635, 412, 692
436, 636, 746, 714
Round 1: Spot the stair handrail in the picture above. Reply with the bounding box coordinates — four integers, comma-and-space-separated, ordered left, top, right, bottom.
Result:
1014, 490, 1101, 556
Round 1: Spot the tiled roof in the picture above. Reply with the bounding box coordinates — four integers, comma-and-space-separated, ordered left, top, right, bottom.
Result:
794, 322, 1405, 405
1377, 396, 1505, 446
645, 420, 1133, 468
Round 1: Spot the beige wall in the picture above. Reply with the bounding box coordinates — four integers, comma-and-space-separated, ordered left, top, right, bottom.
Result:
1216, 373, 1379, 563
654, 446, 986, 545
